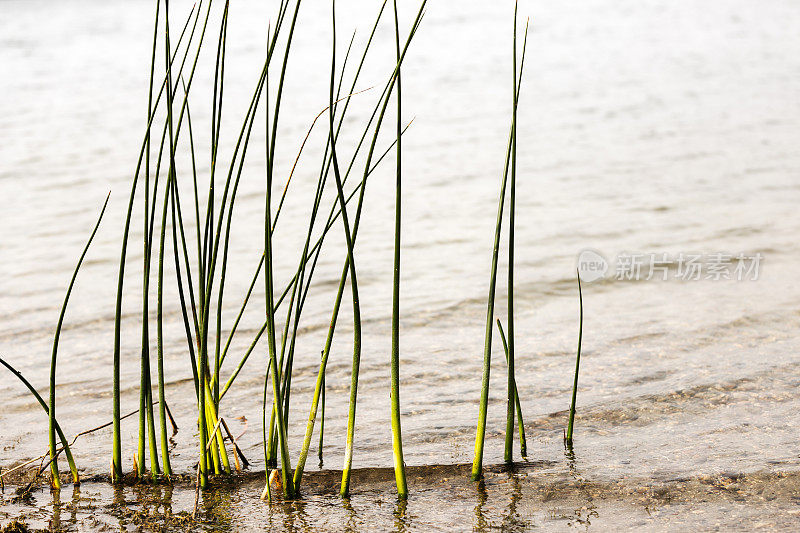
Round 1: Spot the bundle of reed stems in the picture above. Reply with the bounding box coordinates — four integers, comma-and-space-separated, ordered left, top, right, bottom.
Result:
1, 0, 589, 501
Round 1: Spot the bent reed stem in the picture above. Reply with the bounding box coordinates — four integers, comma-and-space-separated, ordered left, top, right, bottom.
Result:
48, 193, 109, 487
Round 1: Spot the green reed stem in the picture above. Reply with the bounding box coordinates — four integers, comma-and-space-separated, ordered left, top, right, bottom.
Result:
261, 0, 302, 498
259, 327, 274, 501
504, 3, 518, 465
213, 82, 266, 464
264, 0, 300, 498
211, 45, 266, 408
263, 143, 294, 497
212, 1, 230, 410
472, 93, 513, 482
328, 1, 364, 498
1, 357, 78, 483
220, 83, 408, 402
47, 193, 110, 487
318, 372, 325, 464
174, 83, 201, 355
171, 0, 287, 484
472, 5, 529, 481
497, 320, 527, 459
566, 271, 584, 445
155, 0, 177, 478
390, 0, 408, 499
138, 0, 162, 481
170, 181, 200, 399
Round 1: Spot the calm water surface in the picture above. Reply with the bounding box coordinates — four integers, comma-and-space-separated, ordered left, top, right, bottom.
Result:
2, 0, 800, 529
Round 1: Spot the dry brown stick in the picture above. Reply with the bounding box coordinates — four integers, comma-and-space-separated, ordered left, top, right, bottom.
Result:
73, 403, 155, 442
230, 442, 240, 472
220, 417, 250, 470
164, 401, 179, 435
219, 419, 240, 472
2, 401, 175, 486
1, 403, 154, 484
16, 453, 49, 495
0, 454, 47, 481
279, 87, 375, 207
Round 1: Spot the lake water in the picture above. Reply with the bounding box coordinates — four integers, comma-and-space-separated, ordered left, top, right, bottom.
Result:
2, 0, 800, 530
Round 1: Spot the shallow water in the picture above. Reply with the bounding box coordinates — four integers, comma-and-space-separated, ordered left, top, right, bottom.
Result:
2, 0, 800, 529
4, 465, 800, 531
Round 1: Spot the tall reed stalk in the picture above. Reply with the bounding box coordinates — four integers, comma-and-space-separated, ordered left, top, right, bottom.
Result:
219, 97, 410, 486
472, 4, 528, 481
187, 21, 270, 486
261, 0, 303, 499
122, 0, 285, 488
263, 32, 363, 470
48, 193, 109, 488
390, 0, 408, 499
154, 0, 178, 478
137, 0, 163, 482
328, 0, 364, 499
566, 272, 584, 446
503, 4, 519, 465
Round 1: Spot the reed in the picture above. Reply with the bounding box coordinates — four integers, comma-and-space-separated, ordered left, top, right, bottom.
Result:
151, 0, 233, 484
472, 3, 528, 481
503, 3, 519, 466
566, 272, 584, 446
497, 320, 527, 458
0, 0, 582, 505
0, 0, 450, 505
292, 0, 427, 496
139, 0, 201, 482
170, 83, 201, 401
158, 0, 313, 489
390, 0, 408, 499
261, 0, 304, 499
193, 31, 269, 487
327, 0, 365, 499
47, 193, 110, 488
111, 0, 277, 486
137, 0, 163, 482
154, 0, 178, 478
197, 0, 238, 481
0, 357, 77, 484
216, 116, 409, 407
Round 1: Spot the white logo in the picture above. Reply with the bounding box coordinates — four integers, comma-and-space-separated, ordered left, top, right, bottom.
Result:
576, 249, 608, 283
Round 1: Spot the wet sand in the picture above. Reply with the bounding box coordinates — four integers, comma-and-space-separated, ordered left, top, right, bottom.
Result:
3, 461, 800, 531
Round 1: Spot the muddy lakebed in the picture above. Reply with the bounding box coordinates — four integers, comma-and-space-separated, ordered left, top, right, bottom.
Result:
3, 0, 800, 530
1, 464, 800, 531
